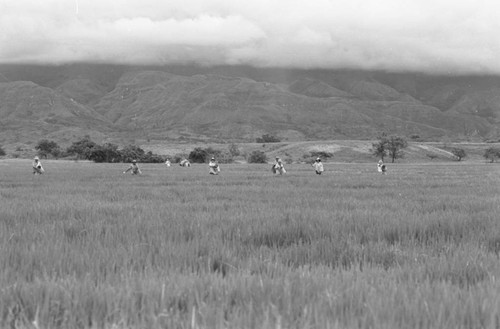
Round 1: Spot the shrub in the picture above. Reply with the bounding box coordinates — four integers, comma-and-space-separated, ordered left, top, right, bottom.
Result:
247, 150, 268, 163
484, 147, 500, 163
451, 147, 466, 161
0, 145, 5, 156
66, 135, 97, 160
35, 139, 61, 159
256, 134, 280, 143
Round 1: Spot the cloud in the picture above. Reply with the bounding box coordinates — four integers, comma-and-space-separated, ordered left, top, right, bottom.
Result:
1, 0, 500, 74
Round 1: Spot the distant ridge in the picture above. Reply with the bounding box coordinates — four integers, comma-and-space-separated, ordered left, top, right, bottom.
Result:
1, 64, 499, 148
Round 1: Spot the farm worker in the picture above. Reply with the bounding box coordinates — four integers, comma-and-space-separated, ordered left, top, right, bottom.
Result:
179, 159, 191, 167
123, 160, 142, 175
32, 156, 44, 175
165, 159, 171, 167
273, 157, 286, 175
377, 160, 387, 174
209, 157, 220, 175
312, 157, 324, 175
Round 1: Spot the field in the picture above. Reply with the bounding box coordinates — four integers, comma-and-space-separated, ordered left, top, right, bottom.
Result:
1, 159, 500, 328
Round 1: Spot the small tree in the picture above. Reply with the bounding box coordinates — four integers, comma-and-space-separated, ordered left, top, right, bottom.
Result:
371, 141, 387, 161
36, 139, 61, 159
372, 135, 407, 163
228, 143, 241, 157
66, 136, 97, 160
451, 147, 466, 161
247, 150, 268, 163
188, 147, 209, 163
385, 135, 408, 163
88, 143, 121, 163
483, 147, 500, 163
256, 134, 280, 143
120, 144, 146, 163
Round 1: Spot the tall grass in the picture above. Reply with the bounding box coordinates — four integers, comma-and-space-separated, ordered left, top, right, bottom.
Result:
0, 160, 499, 328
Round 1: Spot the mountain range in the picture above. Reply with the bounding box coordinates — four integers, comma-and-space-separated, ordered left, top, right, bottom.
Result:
1, 64, 500, 149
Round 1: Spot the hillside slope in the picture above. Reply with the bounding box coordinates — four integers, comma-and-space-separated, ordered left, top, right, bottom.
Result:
1, 64, 500, 149
0, 81, 113, 145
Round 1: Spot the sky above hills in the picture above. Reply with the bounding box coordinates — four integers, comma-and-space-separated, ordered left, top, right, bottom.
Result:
1, 0, 499, 74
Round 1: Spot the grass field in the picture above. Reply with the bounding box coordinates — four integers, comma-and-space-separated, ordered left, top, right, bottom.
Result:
1, 159, 500, 328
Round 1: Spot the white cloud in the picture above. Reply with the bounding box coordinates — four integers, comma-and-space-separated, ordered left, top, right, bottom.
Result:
1, 0, 500, 73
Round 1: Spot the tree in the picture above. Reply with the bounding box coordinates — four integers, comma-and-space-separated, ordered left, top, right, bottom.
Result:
385, 135, 408, 163
120, 145, 145, 163
188, 147, 224, 163
372, 135, 407, 163
0, 145, 5, 156
35, 139, 61, 159
451, 147, 466, 161
256, 134, 280, 143
188, 147, 209, 163
483, 147, 500, 163
66, 136, 97, 160
247, 150, 268, 163
228, 143, 241, 157
88, 143, 121, 163
371, 141, 387, 161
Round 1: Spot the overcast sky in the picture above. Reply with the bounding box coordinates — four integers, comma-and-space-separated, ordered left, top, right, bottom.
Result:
1, 0, 499, 74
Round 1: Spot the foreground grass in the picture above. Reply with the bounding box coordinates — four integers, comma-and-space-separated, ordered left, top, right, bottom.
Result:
1, 160, 500, 328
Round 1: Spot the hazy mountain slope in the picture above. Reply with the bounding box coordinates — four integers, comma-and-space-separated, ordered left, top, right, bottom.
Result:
92, 70, 494, 141
0, 81, 113, 144
2, 64, 500, 147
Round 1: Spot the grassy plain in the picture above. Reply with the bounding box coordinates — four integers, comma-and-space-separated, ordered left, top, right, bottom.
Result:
1, 159, 500, 328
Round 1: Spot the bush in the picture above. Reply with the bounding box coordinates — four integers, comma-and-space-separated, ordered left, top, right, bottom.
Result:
484, 147, 500, 163
0, 145, 5, 156
66, 135, 97, 160
451, 147, 466, 161
256, 134, 280, 143
36, 139, 62, 159
247, 150, 268, 163
188, 147, 210, 163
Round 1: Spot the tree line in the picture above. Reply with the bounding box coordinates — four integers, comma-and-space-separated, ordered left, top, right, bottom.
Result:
35, 137, 165, 163
1, 135, 499, 163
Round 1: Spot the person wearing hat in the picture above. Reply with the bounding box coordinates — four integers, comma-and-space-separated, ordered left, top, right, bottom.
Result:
208, 157, 220, 175
32, 156, 44, 175
123, 159, 142, 175
272, 156, 286, 175
377, 160, 387, 174
312, 157, 324, 175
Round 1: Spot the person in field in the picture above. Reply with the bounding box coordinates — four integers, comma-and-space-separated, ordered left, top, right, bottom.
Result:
165, 159, 171, 167
123, 160, 142, 175
208, 157, 220, 175
312, 157, 324, 175
179, 159, 191, 167
377, 160, 387, 174
272, 157, 286, 175
32, 156, 44, 175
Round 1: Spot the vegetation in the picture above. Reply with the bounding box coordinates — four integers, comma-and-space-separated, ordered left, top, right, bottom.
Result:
372, 135, 408, 162
426, 153, 438, 160
35, 139, 62, 159
63, 136, 164, 163
247, 150, 268, 163
451, 147, 467, 161
0, 145, 5, 156
483, 147, 500, 163
256, 134, 281, 143
188, 147, 233, 164
1, 161, 499, 328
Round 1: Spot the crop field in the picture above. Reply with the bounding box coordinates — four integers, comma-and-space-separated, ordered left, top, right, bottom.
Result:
1, 159, 500, 329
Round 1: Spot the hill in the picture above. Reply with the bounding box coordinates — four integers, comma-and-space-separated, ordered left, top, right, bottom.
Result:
1, 64, 500, 151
